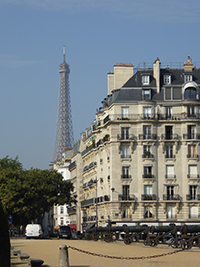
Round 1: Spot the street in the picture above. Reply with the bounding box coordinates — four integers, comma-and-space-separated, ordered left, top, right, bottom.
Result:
11, 238, 200, 267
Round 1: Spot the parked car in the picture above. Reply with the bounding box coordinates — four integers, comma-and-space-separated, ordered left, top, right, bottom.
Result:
54, 225, 72, 239
25, 224, 43, 239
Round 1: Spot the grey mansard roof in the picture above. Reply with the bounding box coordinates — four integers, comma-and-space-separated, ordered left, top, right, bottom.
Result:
102, 67, 200, 106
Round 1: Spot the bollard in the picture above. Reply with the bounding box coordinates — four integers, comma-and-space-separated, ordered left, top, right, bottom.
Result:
58, 245, 69, 267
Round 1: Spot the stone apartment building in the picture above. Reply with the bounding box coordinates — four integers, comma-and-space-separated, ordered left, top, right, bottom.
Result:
69, 57, 200, 232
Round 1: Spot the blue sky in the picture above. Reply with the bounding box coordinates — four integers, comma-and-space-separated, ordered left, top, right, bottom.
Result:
1, 0, 200, 169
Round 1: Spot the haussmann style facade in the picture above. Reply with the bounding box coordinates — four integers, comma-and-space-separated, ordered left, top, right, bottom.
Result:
69, 57, 200, 232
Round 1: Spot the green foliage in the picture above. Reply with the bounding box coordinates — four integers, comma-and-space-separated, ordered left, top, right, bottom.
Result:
0, 156, 75, 226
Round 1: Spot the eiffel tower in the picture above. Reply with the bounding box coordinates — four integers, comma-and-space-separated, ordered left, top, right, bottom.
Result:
51, 46, 74, 163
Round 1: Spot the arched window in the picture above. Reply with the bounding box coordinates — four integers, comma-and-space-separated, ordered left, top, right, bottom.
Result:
184, 87, 197, 99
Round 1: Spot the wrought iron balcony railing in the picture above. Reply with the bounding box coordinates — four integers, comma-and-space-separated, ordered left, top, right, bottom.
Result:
141, 194, 157, 201
161, 133, 179, 140
187, 174, 199, 179
142, 174, 154, 179
139, 134, 157, 140
186, 194, 200, 201
183, 133, 200, 140
163, 194, 181, 201
117, 134, 135, 141
118, 194, 136, 201
165, 174, 176, 179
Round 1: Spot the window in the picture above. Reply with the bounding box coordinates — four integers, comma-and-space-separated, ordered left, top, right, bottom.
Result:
121, 205, 131, 218
121, 107, 129, 119
166, 165, 175, 178
60, 206, 64, 214
188, 165, 197, 178
142, 89, 151, 100
144, 185, 152, 195
122, 166, 130, 178
121, 145, 129, 158
167, 186, 174, 199
167, 205, 175, 219
188, 125, 195, 139
60, 219, 64, 225
143, 125, 151, 139
165, 126, 173, 140
164, 75, 171, 84
189, 185, 197, 200
187, 106, 195, 116
121, 127, 129, 140
166, 145, 173, 158
144, 145, 151, 157
165, 107, 172, 118
144, 165, 152, 178
189, 206, 198, 219
142, 75, 150, 85
184, 74, 192, 82
188, 145, 196, 158
122, 185, 130, 199
184, 89, 197, 100
144, 206, 153, 218
143, 107, 151, 119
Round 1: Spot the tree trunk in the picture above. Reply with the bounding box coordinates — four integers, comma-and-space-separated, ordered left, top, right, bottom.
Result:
0, 202, 10, 267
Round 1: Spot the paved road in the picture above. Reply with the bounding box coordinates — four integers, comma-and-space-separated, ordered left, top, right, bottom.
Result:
11, 238, 200, 267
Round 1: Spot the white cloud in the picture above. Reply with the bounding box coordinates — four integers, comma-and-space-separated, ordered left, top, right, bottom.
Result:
1, 0, 200, 22
0, 54, 45, 67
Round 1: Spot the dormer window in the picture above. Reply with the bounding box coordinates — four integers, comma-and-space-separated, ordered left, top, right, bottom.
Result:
185, 74, 193, 83
142, 89, 151, 100
142, 75, 150, 85
164, 75, 171, 85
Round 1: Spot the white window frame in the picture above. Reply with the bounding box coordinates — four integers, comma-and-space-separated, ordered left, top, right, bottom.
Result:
142, 75, 150, 85
142, 89, 151, 100
121, 145, 129, 158
121, 107, 129, 119
167, 205, 175, 219
185, 74, 193, 83
164, 75, 171, 85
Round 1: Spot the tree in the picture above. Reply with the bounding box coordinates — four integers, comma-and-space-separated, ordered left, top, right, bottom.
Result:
0, 156, 76, 226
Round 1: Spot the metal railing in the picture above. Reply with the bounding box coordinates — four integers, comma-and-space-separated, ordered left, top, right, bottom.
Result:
186, 194, 200, 201
141, 194, 157, 201
118, 194, 136, 201
139, 134, 157, 140
161, 133, 179, 140
163, 194, 181, 201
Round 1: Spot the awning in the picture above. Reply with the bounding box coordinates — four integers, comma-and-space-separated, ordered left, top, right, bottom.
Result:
54, 225, 59, 231
68, 224, 77, 230
85, 223, 95, 231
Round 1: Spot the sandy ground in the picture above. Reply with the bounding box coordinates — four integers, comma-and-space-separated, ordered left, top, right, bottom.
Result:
11, 238, 200, 267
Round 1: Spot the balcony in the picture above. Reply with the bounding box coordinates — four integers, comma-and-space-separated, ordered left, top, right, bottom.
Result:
67, 206, 76, 214
161, 133, 179, 141
117, 134, 135, 141
139, 134, 157, 140
187, 154, 199, 159
118, 194, 136, 201
69, 161, 76, 171
121, 174, 132, 179
142, 153, 154, 159
186, 194, 200, 201
141, 194, 157, 201
142, 174, 154, 179
81, 198, 95, 207
165, 174, 176, 179
100, 113, 200, 125
163, 194, 181, 201
183, 133, 200, 140
187, 174, 199, 179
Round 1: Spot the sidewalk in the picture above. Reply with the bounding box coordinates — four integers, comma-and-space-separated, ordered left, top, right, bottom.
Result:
11, 238, 200, 267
